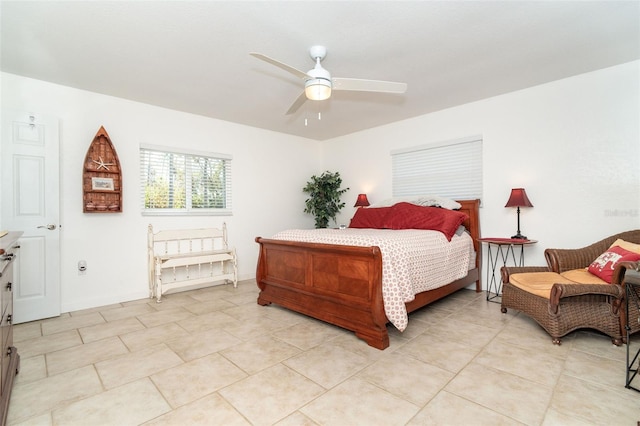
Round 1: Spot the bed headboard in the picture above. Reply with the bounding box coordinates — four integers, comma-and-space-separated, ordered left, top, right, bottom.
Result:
456, 199, 481, 268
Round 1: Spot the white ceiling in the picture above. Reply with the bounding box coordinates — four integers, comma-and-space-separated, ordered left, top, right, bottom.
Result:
1, 1, 638, 141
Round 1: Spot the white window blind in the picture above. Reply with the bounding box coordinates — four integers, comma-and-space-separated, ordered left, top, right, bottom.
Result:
140, 145, 232, 215
391, 136, 482, 201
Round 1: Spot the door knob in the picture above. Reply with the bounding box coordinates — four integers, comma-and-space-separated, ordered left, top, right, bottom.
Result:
37, 224, 57, 230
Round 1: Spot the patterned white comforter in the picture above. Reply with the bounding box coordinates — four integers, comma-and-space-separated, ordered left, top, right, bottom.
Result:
270, 228, 475, 331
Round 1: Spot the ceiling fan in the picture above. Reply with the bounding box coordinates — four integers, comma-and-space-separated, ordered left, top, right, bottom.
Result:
250, 45, 408, 115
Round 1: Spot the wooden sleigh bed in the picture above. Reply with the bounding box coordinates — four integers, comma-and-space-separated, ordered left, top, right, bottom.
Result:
255, 199, 481, 350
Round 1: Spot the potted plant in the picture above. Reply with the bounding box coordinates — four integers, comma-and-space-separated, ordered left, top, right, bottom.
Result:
302, 171, 349, 228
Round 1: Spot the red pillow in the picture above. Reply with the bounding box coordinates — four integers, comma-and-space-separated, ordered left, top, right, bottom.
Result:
382, 202, 468, 241
349, 207, 392, 229
588, 245, 640, 283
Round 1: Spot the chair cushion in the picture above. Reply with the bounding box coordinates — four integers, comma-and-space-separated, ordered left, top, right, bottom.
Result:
610, 238, 640, 254
509, 272, 579, 299
560, 268, 607, 285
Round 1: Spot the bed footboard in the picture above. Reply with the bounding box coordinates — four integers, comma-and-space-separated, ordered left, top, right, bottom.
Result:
255, 237, 389, 349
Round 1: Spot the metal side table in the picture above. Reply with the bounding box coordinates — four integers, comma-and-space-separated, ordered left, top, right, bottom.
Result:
478, 238, 537, 302
625, 269, 640, 392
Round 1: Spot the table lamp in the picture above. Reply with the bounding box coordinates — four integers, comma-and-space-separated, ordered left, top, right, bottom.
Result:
354, 194, 370, 208
505, 188, 533, 239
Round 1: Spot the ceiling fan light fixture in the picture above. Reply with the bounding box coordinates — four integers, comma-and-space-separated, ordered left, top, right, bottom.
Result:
305, 78, 332, 101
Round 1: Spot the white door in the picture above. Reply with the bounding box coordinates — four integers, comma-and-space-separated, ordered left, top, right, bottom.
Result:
1, 111, 61, 323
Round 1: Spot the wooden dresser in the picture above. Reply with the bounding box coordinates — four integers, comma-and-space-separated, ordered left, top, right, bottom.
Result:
0, 232, 21, 425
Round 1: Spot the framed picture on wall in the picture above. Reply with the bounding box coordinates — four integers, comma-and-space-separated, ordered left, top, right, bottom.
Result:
91, 177, 114, 191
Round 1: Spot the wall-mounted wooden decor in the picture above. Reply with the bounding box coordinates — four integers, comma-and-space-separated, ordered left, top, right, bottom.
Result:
83, 126, 122, 213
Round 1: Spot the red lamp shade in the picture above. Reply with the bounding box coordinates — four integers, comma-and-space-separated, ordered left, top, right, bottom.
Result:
504, 188, 533, 208
354, 193, 370, 208
505, 188, 533, 239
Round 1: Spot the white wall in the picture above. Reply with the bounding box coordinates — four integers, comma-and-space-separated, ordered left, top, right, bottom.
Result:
1, 73, 322, 312
324, 61, 640, 273
2, 61, 638, 310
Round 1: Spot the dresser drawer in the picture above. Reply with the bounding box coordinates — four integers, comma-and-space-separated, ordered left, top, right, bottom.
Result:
0, 319, 10, 397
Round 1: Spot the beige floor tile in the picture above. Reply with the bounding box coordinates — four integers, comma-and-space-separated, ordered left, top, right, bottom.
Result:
455, 299, 518, 328
52, 378, 171, 425
301, 376, 419, 426
284, 343, 368, 389
272, 319, 344, 350
8, 412, 52, 425
223, 316, 288, 341
166, 328, 242, 361
12, 322, 42, 343
181, 298, 236, 315
408, 391, 523, 425
95, 344, 183, 389
135, 306, 195, 328
99, 304, 156, 322
357, 352, 454, 406
149, 293, 201, 310
550, 374, 640, 424
78, 316, 145, 343
13, 355, 46, 386
274, 411, 320, 426
388, 316, 430, 340
223, 290, 261, 306
223, 301, 280, 320
542, 408, 595, 426
425, 316, 501, 349
474, 339, 565, 387
327, 332, 393, 362
119, 322, 187, 351
143, 392, 250, 426
445, 363, 552, 425
46, 336, 129, 376
496, 321, 572, 358
151, 353, 247, 408
571, 330, 627, 360
7, 365, 102, 424
221, 335, 301, 375
562, 349, 627, 389
176, 310, 237, 333
7, 283, 639, 425
186, 285, 239, 302
17, 330, 82, 359
220, 364, 324, 426
398, 332, 480, 373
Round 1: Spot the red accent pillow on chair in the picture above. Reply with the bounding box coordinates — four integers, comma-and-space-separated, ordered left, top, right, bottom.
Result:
588, 245, 640, 283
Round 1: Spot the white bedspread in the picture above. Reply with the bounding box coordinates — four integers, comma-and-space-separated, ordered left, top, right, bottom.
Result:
270, 228, 475, 331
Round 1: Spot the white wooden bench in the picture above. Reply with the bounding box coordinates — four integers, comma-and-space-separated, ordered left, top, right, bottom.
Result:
148, 223, 237, 302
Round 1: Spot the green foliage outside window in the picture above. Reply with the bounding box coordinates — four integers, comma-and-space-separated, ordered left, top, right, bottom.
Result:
141, 149, 230, 212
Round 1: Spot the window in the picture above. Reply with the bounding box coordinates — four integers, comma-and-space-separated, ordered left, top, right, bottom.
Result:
391, 135, 482, 201
140, 145, 232, 215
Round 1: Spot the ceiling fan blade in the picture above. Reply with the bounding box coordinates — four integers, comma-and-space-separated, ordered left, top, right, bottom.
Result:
286, 92, 307, 115
250, 53, 309, 80
332, 78, 407, 93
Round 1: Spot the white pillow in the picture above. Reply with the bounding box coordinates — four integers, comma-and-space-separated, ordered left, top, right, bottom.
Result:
370, 195, 462, 210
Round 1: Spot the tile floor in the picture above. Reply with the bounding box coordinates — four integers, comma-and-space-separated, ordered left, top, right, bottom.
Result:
6, 280, 640, 425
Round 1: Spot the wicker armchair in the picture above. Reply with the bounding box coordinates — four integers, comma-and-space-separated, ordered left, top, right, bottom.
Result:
618, 261, 640, 342
500, 230, 640, 345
